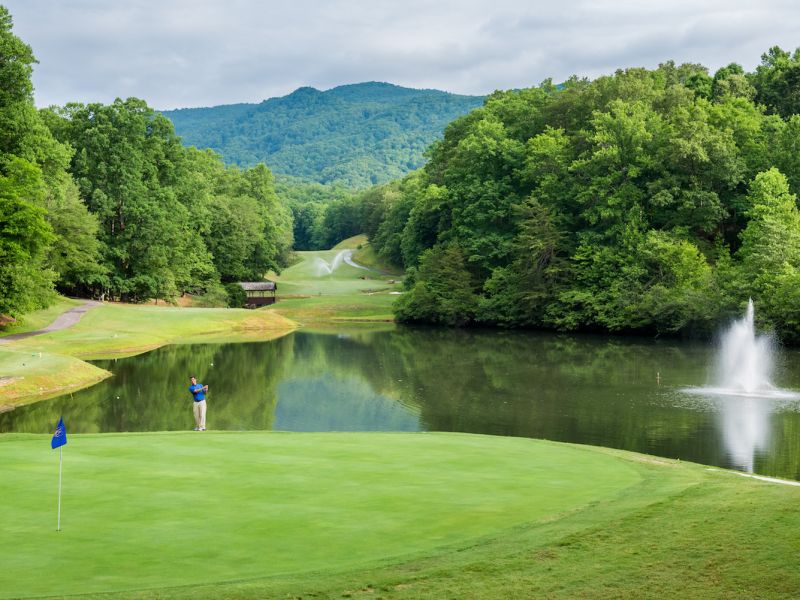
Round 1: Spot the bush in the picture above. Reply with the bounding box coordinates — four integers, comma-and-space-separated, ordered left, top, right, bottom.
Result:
225, 283, 247, 308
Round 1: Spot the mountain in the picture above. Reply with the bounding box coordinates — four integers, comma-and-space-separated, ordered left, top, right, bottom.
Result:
161, 82, 485, 188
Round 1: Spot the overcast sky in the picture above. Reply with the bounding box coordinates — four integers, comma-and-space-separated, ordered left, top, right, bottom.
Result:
4, 0, 800, 110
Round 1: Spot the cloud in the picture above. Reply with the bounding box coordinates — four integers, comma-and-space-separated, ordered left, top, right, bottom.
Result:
3, 0, 800, 109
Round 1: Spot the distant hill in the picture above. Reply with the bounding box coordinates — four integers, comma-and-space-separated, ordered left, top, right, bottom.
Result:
161, 82, 485, 188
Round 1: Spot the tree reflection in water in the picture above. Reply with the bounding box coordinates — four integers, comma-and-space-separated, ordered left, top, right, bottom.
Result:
3, 328, 800, 479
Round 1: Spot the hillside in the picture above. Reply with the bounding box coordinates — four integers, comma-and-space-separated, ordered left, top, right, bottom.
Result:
161, 82, 485, 188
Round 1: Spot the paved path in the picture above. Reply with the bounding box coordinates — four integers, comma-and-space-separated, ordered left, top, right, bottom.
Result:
0, 300, 100, 344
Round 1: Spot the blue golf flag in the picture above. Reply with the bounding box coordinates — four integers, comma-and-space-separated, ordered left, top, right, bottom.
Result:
51, 417, 67, 449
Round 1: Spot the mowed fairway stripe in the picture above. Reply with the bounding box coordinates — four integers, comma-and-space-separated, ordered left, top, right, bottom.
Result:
0, 432, 640, 597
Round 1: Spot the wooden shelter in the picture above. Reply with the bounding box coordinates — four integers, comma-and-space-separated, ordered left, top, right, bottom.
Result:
239, 281, 277, 308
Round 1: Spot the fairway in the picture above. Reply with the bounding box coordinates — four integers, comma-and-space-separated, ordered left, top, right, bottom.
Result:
0, 432, 640, 597
269, 243, 401, 325
273, 249, 400, 297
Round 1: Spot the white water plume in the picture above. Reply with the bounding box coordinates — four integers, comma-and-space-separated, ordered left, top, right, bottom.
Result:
685, 299, 799, 399
681, 299, 800, 473
314, 251, 347, 277
715, 299, 775, 395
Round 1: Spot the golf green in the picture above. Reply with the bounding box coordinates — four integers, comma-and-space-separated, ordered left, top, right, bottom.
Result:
0, 432, 640, 597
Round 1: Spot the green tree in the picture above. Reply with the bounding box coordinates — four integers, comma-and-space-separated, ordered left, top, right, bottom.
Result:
480, 197, 569, 326
751, 46, 800, 118
43, 178, 107, 294
0, 158, 55, 316
395, 244, 477, 326
0, 7, 63, 318
290, 201, 327, 250
732, 169, 800, 340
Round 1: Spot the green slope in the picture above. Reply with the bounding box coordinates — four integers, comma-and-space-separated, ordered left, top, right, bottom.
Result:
0, 432, 639, 597
161, 82, 485, 188
268, 238, 402, 326
3, 432, 799, 599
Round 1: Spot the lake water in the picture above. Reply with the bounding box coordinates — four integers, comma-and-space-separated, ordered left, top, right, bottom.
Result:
4, 328, 800, 480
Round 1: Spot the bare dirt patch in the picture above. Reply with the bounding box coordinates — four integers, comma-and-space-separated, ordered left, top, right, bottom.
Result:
0, 376, 22, 387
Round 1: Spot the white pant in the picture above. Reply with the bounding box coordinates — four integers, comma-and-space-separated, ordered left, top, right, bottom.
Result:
193, 400, 207, 429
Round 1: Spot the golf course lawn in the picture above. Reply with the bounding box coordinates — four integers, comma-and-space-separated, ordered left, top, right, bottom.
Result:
3, 243, 800, 599
267, 236, 402, 328
0, 304, 296, 407
0, 235, 391, 405
2, 431, 799, 599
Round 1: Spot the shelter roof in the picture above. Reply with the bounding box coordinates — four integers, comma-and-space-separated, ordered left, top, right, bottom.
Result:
239, 281, 276, 291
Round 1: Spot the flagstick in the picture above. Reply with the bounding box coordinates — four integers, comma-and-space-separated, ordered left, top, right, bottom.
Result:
57, 446, 63, 532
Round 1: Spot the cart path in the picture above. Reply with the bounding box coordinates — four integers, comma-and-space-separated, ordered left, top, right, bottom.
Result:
0, 300, 100, 344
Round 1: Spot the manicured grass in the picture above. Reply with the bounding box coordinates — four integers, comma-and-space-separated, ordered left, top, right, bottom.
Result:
1, 432, 798, 599
10, 303, 296, 358
332, 234, 369, 249
0, 304, 296, 405
0, 432, 639, 597
271, 294, 397, 327
352, 242, 404, 276
0, 348, 110, 406
270, 242, 403, 326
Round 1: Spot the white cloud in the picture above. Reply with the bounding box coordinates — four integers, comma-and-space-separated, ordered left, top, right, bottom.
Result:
4, 0, 800, 109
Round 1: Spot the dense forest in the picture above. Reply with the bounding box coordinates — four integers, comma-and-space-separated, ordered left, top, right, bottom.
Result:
355, 56, 800, 341
0, 6, 292, 317
6, 0, 800, 344
162, 83, 485, 188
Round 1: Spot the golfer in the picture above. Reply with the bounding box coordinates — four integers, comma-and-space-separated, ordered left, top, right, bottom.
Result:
188, 376, 208, 431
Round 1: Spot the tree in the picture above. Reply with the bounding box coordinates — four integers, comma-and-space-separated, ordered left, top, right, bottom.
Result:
290, 201, 327, 250
732, 169, 800, 340
751, 46, 800, 118
0, 158, 55, 316
0, 7, 61, 318
44, 178, 107, 294
395, 244, 477, 326
480, 197, 569, 326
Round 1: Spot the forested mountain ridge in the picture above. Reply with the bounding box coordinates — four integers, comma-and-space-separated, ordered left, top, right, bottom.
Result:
161, 82, 485, 188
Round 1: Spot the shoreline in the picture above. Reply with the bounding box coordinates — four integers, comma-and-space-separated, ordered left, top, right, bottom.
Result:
0, 302, 297, 407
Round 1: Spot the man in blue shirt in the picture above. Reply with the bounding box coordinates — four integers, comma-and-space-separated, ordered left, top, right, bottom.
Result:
188, 375, 209, 431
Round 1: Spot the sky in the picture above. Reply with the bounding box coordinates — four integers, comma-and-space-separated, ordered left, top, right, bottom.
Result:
4, 0, 800, 110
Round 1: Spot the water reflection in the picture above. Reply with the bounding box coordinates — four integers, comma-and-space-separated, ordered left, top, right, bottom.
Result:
3, 328, 800, 479
721, 397, 770, 473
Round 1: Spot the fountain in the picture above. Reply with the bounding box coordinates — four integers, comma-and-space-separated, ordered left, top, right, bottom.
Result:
682, 299, 799, 473
313, 250, 372, 276
715, 299, 775, 396
686, 299, 798, 399
314, 251, 348, 276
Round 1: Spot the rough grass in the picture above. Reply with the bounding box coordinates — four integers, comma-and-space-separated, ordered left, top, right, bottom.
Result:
2, 432, 798, 599
351, 241, 404, 276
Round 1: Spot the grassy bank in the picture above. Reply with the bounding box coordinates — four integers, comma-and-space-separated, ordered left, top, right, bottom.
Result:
1, 431, 798, 599
0, 297, 84, 337
0, 303, 296, 407
270, 236, 403, 328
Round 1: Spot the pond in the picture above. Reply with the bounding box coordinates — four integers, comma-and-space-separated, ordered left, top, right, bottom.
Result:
3, 328, 800, 480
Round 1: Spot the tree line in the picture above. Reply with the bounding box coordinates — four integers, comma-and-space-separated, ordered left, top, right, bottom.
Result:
0, 6, 292, 318
7, 0, 800, 345
355, 51, 800, 342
